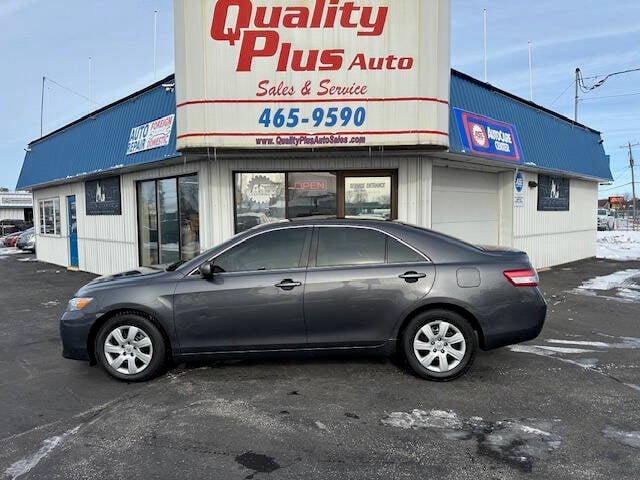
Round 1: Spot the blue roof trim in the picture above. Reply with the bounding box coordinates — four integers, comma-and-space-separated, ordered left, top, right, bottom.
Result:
16, 75, 179, 190
450, 70, 612, 181
17, 70, 612, 189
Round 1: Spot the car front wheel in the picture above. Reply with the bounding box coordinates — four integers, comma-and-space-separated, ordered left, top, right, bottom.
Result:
95, 314, 166, 382
402, 309, 478, 381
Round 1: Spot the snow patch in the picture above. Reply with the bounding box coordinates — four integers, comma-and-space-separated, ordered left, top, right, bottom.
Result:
602, 426, 640, 449
572, 269, 640, 302
577, 269, 640, 291
4, 425, 80, 479
597, 231, 640, 261
382, 410, 561, 472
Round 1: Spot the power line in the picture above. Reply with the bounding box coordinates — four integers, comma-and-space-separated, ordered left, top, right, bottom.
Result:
578, 66, 640, 93
581, 91, 640, 102
549, 80, 576, 106
600, 182, 635, 192
45, 76, 99, 105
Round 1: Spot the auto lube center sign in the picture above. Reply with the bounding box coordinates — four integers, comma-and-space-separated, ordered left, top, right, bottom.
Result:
453, 108, 524, 164
173, 0, 451, 149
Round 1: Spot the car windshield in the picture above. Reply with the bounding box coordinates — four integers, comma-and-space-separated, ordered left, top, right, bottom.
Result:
598, 209, 607, 215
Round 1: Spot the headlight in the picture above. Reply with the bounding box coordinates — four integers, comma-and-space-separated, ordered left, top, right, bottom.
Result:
67, 297, 93, 311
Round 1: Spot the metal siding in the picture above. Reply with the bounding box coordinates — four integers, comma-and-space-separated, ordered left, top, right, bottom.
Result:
0, 209, 26, 220
513, 172, 597, 269
449, 71, 612, 181
432, 166, 499, 245
17, 76, 179, 190
32, 159, 207, 275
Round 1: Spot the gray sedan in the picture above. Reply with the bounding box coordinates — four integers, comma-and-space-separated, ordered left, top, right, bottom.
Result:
60, 219, 546, 382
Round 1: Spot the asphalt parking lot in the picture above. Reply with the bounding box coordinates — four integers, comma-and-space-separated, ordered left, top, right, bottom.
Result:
1, 252, 639, 479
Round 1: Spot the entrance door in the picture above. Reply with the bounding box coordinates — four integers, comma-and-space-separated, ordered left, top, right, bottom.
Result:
338, 171, 397, 220
67, 195, 79, 268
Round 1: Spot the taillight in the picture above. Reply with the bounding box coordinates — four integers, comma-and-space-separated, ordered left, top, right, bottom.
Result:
504, 269, 538, 287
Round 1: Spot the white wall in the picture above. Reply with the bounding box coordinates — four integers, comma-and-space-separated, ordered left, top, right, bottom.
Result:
33, 159, 208, 275
512, 171, 598, 269
33, 155, 433, 275
32, 157, 599, 275
0, 208, 25, 220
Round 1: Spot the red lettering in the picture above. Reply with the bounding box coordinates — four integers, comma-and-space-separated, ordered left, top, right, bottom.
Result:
210, 0, 252, 45
237, 30, 280, 72
317, 79, 367, 96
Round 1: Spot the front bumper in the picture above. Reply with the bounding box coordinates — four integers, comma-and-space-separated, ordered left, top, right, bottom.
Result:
60, 310, 96, 361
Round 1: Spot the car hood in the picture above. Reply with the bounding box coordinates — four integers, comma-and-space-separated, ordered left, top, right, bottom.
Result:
87, 266, 166, 286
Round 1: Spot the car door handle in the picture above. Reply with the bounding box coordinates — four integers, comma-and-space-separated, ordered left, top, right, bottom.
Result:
275, 279, 302, 290
399, 271, 427, 282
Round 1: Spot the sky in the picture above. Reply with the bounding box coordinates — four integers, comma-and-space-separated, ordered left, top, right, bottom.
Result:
1, 0, 639, 197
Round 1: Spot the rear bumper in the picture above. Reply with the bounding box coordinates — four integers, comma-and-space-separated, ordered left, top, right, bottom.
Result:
478, 288, 547, 350
60, 310, 95, 361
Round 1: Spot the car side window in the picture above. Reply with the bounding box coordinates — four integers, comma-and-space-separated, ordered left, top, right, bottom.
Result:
215, 228, 308, 272
316, 227, 386, 267
387, 237, 426, 263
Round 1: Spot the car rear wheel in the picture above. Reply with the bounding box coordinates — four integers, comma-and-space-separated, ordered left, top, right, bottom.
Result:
95, 314, 166, 382
402, 309, 477, 381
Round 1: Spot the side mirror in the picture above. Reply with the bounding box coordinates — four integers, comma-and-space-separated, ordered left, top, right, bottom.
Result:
198, 261, 214, 279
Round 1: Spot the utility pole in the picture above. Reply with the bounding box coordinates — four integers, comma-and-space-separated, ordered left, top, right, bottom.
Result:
627, 142, 638, 230
40, 76, 45, 137
574, 68, 580, 122
483, 9, 487, 82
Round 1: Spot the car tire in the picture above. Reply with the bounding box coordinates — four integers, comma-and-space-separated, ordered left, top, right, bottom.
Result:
401, 309, 478, 381
95, 314, 167, 382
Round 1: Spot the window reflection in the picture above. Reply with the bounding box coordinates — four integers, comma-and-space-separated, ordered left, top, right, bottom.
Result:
287, 172, 336, 218
344, 176, 392, 220
235, 173, 286, 233
137, 174, 200, 267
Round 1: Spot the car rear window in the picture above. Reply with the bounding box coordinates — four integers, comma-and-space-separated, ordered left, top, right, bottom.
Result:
316, 227, 386, 267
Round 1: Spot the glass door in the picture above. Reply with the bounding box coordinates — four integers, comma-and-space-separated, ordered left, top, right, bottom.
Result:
338, 171, 397, 220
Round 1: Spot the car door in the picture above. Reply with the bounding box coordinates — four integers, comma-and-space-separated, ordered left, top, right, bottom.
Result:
173, 227, 311, 353
303, 226, 435, 347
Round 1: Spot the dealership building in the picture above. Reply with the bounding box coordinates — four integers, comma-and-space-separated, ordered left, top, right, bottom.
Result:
16, 2, 611, 275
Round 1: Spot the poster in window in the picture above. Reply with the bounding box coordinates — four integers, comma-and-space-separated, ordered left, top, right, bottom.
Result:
85, 176, 122, 215
537, 174, 570, 211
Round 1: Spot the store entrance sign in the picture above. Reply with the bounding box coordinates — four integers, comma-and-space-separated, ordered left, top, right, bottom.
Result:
454, 109, 523, 164
174, 0, 451, 149
126, 115, 175, 155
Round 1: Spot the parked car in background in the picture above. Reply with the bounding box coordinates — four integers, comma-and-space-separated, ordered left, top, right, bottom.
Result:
0, 219, 32, 237
3, 231, 22, 247
60, 219, 546, 383
16, 227, 36, 252
597, 209, 616, 230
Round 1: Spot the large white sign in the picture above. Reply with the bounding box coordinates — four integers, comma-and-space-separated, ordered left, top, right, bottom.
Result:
174, 0, 451, 149
126, 114, 175, 155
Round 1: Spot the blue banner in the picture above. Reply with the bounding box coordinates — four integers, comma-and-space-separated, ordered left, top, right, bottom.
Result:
454, 108, 523, 164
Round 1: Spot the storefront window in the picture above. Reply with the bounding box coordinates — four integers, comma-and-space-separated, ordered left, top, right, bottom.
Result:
38, 198, 61, 235
235, 173, 286, 233
179, 175, 200, 260
137, 181, 158, 266
137, 174, 200, 266
344, 176, 392, 220
158, 178, 179, 264
287, 172, 336, 219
